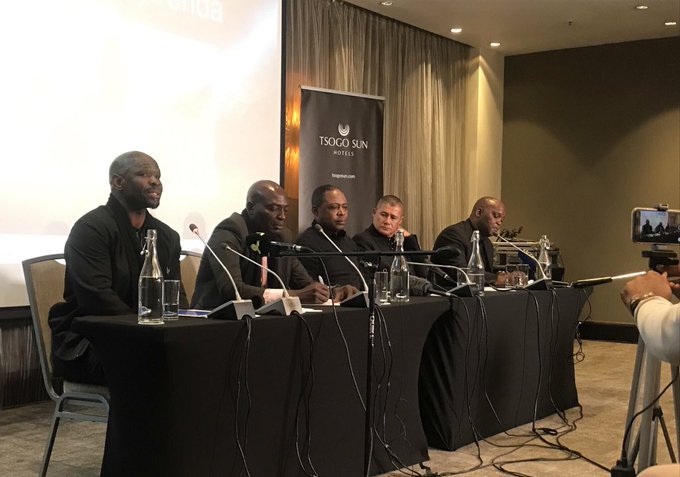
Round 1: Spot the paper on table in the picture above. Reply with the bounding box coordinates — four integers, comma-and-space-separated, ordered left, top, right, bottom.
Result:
178, 309, 210, 318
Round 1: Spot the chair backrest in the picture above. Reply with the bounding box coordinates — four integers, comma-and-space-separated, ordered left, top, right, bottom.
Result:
22, 254, 66, 401
180, 250, 202, 305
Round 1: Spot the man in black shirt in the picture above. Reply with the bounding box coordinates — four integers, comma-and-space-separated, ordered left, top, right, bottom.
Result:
433, 196, 505, 283
354, 195, 432, 295
49, 151, 186, 385
296, 184, 364, 291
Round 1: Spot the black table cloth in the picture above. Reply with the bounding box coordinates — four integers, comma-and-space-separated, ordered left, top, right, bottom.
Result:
73, 298, 449, 477
72, 288, 587, 476
419, 288, 585, 450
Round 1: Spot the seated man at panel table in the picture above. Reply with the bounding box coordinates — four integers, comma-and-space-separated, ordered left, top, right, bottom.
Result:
433, 196, 506, 284
295, 184, 364, 290
191, 180, 355, 309
353, 194, 432, 295
620, 267, 680, 477
49, 151, 187, 385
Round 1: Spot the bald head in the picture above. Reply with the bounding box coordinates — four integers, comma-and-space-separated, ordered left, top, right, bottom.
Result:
245, 180, 288, 235
109, 151, 156, 186
469, 196, 505, 237
247, 180, 284, 206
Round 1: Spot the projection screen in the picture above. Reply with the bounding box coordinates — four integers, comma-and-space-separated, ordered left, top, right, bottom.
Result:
0, 0, 282, 307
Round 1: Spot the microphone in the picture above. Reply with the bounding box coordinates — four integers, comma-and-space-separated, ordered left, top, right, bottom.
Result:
246, 232, 310, 257
407, 262, 478, 297
423, 286, 453, 298
188, 224, 255, 321
494, 233, 553, 290
571, 271, 646, 288
314, 223, 369, 308
221, 243, 303, 316
420, 260, 456, 284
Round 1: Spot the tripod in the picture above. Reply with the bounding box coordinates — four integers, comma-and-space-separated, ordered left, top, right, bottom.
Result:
621, 337, 680, 474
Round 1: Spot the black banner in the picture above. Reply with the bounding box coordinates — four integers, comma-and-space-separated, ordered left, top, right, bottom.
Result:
299, 87, 384, 236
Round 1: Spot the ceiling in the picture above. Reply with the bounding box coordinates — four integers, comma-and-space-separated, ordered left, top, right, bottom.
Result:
345, 0, 680, 56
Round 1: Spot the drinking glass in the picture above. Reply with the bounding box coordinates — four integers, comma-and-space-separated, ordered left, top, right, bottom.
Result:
506, 264, 529, 288
375, 271, 390, 305
163, 280, 180, 321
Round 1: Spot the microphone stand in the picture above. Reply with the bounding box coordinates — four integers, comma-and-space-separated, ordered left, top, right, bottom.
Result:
223, 244, 304, 316
361, 260, 378, 477
314, 224, 370, 308
190, 225, 255, 320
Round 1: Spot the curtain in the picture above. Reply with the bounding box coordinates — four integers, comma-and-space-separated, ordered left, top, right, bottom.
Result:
285, 0, 472, 248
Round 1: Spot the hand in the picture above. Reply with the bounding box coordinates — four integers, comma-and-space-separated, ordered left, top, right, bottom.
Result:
657, 264, 680, 299
494, 271, 509, 287
398, 228, 412, 238
670, 280, 680, 300
290, 282, 330, 304
654, 263, 679, 276
620, 271, 673, 308
331, 285, 359, 302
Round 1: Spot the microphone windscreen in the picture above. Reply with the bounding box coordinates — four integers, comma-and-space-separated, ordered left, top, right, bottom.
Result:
189, 223, 198, 233
314, 223, 323, 232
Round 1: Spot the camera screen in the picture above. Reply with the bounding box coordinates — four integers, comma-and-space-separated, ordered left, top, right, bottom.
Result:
632, 208, 680, 244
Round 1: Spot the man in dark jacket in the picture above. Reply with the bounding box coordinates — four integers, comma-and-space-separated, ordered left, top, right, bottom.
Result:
354, 195, 432, 295
433, 196, 506, 283
49, 151, 185, 385
192, 180, 346, 309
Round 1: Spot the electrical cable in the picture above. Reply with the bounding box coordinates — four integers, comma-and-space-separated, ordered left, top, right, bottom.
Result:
235, 314, 253, 477
293, 310, 320, 477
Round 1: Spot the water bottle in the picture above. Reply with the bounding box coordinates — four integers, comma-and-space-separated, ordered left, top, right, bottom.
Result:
138, 229, 164, 325
537, 234, 552, 280
467, 230, 485, 296
389, 230, 409, 303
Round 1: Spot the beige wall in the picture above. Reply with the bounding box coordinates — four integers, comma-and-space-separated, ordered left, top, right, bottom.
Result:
466, 48, 505, 213
502, 37, 680, 323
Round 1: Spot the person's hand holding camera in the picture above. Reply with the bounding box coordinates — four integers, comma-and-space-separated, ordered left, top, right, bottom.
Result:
657, 264, 680, 298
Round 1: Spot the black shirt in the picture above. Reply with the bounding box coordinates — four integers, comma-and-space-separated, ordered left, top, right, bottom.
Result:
295, 222, 365, 290
353, 224, 429, 278
49, 194, 184, 362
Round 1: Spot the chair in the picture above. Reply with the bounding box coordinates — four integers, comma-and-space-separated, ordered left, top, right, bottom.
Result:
22, 254, 109, 477
180, 250, 202, 305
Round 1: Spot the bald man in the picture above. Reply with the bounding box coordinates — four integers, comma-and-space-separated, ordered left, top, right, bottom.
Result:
433, 197, 506, 283
49, 151, 186, 385
192, 180, 341, 309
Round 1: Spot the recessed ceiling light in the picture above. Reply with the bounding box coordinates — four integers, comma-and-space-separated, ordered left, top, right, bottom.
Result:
450, 27, 462, 34
379, 1, 393, 5
635, 5, 649, 9
490, 42, 501, 48
665, 21, 677, 26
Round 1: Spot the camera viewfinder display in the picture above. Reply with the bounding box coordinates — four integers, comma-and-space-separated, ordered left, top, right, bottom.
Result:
632, 208, 680, 244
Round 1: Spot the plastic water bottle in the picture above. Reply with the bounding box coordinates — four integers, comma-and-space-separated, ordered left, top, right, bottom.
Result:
537, 234, 552, 280
138, 229, 164, 325
389, 230, 409, 303
467, 230, 485, 296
